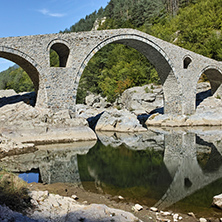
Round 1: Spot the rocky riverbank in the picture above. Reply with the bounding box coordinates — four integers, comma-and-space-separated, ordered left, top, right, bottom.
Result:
1, 82, 222, 156
0, 180, 217, 222
0, 89, 97, 157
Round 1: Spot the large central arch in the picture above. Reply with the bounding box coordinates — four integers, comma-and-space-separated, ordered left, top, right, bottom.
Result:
0, 46, 44, 107
74, 34, 183, 115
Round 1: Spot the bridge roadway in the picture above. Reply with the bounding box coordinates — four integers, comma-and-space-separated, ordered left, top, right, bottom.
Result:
0, 29, 221, 115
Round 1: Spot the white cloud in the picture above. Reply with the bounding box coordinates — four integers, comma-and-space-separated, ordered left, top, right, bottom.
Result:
39, 8, 65, 18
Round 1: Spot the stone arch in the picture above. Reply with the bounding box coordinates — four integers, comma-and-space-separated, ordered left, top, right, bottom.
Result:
0, 46, 44, 107
48, 39, 70, 67
198, 66, 222, 96
183, 55, 192, 69
75, 34, 183, 115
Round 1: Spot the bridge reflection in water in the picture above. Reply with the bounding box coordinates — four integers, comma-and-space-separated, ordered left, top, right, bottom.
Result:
0, 128, 222, 213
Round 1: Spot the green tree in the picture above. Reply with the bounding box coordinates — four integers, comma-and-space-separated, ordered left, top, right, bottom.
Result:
6, 67, 34, 93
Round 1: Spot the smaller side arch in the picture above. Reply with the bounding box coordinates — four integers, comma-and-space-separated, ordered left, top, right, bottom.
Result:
183, 55, 192, 69
47, 39, 70, 67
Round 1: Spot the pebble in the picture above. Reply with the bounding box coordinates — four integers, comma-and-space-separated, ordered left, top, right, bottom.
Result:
188, 212, 196, 219
199, 218, 207, 222
71, 195, 78, 200
118, 195, 124, 200
150, 207, 158, 212
173, 213, 179, 221
160, 211, 171, 216
133, 204, 143, 211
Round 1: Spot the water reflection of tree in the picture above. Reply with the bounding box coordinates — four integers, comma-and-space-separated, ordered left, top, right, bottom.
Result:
78, 141, 172, 202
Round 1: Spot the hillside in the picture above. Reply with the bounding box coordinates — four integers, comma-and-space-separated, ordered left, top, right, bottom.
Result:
0, 0, 221, 103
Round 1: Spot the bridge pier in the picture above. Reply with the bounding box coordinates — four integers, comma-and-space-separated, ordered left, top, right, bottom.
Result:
42, 68, 76, 112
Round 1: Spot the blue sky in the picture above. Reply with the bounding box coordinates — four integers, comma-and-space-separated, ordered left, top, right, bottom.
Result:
0, 0, 108, 72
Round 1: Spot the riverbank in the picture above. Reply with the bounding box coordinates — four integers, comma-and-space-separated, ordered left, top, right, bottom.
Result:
0, 175, 206, 222
28, 182, 199, 222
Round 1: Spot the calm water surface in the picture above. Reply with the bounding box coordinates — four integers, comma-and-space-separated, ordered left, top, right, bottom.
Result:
1, 127, 222, 218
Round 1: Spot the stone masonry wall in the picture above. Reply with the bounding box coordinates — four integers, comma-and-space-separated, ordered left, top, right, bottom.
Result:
0, 29, 221, 115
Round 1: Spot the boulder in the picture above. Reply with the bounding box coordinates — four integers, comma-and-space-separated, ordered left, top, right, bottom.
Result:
212, 194, 222, 209
145, 94, 222, 127
0, 98, 97, 144
0, 190, 141, 222
117, 84, 163, 115
85, 93, 111, 108
95, 109, 147, 132
27, 191, 141, 222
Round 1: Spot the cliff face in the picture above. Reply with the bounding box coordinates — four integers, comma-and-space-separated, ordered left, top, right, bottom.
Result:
91, 17, 106, 31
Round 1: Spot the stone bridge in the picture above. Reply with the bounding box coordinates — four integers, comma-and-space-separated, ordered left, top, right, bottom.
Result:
0, 29, 221, 115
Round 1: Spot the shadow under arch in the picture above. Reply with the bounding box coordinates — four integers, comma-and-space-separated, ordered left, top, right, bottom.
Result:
0, 46, 42, 106
196, 66, 222, 104
75, 34, 183, 115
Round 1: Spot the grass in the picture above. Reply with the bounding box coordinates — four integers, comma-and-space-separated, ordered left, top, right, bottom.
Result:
216, 94, 221, 99
0, 170, 32, 213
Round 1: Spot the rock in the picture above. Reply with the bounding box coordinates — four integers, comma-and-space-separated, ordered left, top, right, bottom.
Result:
0, 205, 36, 222
173, 213, 179, 221
188, 212, 197, 219
145, 113, 170, 126
160, 211, 171, 216
71, 195, 79, 200
117, 84, 163, 115
92, 17, 106, 31
0, 98, 97, 144
85, 93, 111, 108
150, 207, 158, 212
95, 109, 147, 132
199, 218, 207, 222
212, 193, 222, 209
26, 191, 141, 222
135, 204, 143, 211
118, 195, 124, 200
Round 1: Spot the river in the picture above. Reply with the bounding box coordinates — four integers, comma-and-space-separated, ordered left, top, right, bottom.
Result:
1, 126, 222, 218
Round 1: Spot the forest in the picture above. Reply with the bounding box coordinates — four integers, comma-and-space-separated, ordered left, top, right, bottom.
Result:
0, 0, 221, 103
